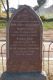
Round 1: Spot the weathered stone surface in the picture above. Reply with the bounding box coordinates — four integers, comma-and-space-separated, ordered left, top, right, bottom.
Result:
6, 5, 43, 72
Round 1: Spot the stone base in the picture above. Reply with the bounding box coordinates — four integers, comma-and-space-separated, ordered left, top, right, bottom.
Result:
1, 72, 47, 80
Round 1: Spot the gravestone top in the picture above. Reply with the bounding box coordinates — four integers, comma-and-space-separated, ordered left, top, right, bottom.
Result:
6, 5, 43, 72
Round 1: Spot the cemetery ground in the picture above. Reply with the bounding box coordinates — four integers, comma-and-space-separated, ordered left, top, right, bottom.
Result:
0, 20, 53, 80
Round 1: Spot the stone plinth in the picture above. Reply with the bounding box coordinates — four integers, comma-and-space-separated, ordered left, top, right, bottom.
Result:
1, 72, 47, 80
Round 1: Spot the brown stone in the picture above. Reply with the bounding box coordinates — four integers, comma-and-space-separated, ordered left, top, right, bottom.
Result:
6, 5, 43, 72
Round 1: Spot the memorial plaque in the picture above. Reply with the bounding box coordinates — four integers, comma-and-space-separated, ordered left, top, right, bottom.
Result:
6, 5, 43, 72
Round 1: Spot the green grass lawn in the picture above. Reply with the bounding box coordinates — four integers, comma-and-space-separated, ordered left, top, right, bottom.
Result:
43, 21, 53, 30
0, 20, 6, 29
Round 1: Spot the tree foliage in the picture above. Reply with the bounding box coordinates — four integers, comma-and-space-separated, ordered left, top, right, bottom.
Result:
1, 0, 6, 12
37, 0, 46, 7
0, 0, 9, 20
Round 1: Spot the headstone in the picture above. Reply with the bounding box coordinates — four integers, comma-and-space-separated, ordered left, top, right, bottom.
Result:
6, 5, 42, 72
1, 5, 47, 80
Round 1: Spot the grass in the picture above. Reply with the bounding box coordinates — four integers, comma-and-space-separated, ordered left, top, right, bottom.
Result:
43, 21, 53, 30
0, 20, 6, 29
